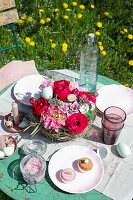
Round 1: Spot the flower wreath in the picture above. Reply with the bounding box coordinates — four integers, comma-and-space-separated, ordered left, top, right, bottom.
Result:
26, 79, 97, 139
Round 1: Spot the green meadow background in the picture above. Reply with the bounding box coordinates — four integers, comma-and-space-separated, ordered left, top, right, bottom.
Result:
0, 0, 133, 88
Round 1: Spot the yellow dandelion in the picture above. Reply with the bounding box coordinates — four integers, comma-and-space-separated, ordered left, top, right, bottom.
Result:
39, 9, 44, 13
21, 15, 26, 19
120, 31, 125, 34
96, 22, 102, 28
63, 15, 69, 19
28, 17, 33, 22
62, 43, 68, 52
72, 2, 77, 6
80, 5, 85, 9
123, 28, 128, 33
16, 19, 24, 24
77, 13, 82, 19
96, 31, 100, 36
55, 8, 59, 12
91, 4, 95, 9
49, 39, 53, 43
101, 50, 106, 55
66, 8, 72, 11
40, 19, 45, 24
129, 60, 133, 66
99, 46, 104, 51
124, 84, 128, 87
98, 41, 102, 45
29, 41, 35, 46
128, 34, 133, 39
63, 3, 68, 8
45, 17, 51, 22
51, 43, 56, 48
104, 12, 109, 16
18, 19, 24, 24
25, 37, 31, 43
56, 13, 59, 17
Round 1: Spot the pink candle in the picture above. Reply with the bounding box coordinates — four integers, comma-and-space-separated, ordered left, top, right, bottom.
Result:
0, 132, 5, 150
12, 102, 20, 126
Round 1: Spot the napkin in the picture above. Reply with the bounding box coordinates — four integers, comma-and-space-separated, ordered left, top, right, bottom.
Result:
0, 60, 38, 91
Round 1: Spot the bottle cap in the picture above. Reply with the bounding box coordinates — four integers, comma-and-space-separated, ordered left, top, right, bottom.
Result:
88, 33, 95, 38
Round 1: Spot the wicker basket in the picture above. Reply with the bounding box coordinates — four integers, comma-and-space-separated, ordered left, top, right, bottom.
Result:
41, 118, 94, 142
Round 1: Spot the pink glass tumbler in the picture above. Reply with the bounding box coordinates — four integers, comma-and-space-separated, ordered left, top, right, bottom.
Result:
102, 106, 126, 145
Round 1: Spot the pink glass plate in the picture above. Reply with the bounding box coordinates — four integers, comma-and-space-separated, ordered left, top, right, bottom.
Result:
0, 135, 17, 159
4, 112, 29, 133
96, 84, 133, 115
48, 145, 104, 193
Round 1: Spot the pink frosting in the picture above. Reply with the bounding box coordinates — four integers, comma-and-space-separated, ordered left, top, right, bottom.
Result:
60, 168, 76, 183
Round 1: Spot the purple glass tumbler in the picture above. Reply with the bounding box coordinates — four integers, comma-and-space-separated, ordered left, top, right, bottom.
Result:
102, 106, 126, 145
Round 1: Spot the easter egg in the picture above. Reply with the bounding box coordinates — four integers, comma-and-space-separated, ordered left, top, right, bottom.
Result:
117, 143, 131, 158
0, 150, 5, 158
42, 86, 53, 100
3, 146, 14, 157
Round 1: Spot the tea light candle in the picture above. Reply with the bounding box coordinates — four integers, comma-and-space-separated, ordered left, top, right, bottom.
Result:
12, 102, 20, 126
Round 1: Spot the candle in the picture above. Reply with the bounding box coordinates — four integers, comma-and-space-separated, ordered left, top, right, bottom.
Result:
0, 132, 5, 150
12, 102, 20, 126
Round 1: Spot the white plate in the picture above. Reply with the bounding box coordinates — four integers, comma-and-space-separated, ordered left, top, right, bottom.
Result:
96, 84, 133, 115
48, 145, 104, 193
14, 74, 46, 106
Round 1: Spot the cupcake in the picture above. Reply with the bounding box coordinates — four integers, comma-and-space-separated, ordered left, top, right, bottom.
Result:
60, 168, 76, 183
78, 157, 93, 172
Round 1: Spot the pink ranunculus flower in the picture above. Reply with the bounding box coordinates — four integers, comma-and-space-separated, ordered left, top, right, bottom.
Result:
32, 98, 48, 116
53, 80, 71, 101
39, 79, 54, 90
66, 113, 88, 134
71, 88, 80, 97
79, 91, 96, 104
69, 80, 85, 91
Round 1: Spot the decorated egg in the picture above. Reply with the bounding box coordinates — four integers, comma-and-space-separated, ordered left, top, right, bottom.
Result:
3, 146, 14, 157
42, 86, 53, 100
0, 150, 5, 158
117, 143, 131, 158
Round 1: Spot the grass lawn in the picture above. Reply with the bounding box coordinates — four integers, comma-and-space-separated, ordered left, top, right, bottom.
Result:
0, 0, 133, 87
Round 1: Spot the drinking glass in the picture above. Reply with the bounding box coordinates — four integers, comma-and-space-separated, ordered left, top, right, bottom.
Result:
102, 106, 126, 145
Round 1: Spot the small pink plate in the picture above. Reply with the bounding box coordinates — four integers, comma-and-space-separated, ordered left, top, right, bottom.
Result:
4, 112, 28, 133
0, 135, 17, 159
48, 145, 104, 193
96, 84, 133, 115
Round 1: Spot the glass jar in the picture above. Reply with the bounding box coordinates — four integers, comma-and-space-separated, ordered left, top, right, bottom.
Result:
20, 153, 46, 184
23, 139, 47, 155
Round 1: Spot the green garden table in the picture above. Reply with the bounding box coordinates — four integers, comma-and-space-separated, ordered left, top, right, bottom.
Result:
0, 71, 132, 200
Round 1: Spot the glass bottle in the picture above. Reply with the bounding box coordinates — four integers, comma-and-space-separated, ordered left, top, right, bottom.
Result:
79, 33, 100, 92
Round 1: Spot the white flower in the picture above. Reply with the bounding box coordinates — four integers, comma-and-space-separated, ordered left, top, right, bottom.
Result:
79, 104, 89, 114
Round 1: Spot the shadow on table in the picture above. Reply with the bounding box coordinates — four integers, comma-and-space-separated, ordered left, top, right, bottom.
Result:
7, 158, 27, 191
45, 162, 70, 194
7, 151, 38, 193
84, 125, 104, 144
